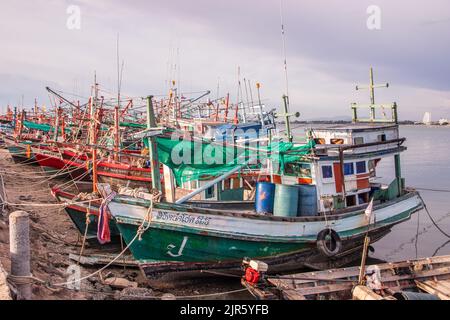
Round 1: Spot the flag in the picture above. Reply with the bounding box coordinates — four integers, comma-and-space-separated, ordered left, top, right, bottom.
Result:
97, 191, 117, 245
365, 198, 374, 222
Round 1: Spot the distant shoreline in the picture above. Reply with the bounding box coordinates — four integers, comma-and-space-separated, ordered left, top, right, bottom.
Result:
280, 120, 449, 126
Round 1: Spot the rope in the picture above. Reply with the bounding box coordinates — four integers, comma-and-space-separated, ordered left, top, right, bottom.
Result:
1, 198, 101, 208
50, 195, 155, 288
418, 194, 450, 239
415, 187, 450, 193
7, 272, 247, 300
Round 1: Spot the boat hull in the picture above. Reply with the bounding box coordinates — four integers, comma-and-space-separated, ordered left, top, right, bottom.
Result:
34, 147, 89, 180
4, 136, 37, 165
52, 189, 121, 245
108, 191, 423, 278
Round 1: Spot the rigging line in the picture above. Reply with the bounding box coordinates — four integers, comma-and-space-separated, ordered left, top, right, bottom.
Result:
432, 240, 450, 257
415, 187, 450, 193
280, 0, 290, 99
418, 194, 450, 239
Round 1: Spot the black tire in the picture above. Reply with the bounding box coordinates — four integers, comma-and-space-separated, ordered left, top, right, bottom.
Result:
316, 229, 342, 257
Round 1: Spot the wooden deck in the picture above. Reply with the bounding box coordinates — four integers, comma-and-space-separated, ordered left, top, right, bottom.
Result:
243, 255, 450, 300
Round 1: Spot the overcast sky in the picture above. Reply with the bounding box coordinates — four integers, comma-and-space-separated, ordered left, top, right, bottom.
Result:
0, 0, 449, 120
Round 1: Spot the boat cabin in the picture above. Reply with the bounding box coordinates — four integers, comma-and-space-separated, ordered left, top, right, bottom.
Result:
275, 98, 404, 215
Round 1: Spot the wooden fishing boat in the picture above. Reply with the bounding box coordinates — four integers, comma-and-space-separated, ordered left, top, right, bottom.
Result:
241, 255, 450, 300
33, 145, 89, 180
104, 78, 426, 280
3, 135, 39, 165
51, 187, 122, 244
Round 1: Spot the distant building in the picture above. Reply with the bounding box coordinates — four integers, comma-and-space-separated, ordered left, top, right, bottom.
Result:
422, 112, 432, 125
439, 118, 449, 126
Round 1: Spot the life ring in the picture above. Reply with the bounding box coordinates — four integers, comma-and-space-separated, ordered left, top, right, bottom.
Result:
316, 229, 342, 257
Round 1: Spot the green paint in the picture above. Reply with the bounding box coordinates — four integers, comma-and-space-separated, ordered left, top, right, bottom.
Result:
115, 222, 309, 263
64, 207, 121, 240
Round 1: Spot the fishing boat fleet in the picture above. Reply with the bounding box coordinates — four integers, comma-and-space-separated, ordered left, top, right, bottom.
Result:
0, 69, 424, 281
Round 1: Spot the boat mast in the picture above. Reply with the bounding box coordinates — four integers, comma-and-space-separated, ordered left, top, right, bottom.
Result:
146, 96, 162, 192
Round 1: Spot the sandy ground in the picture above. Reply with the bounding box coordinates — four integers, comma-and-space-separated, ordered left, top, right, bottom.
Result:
0, 149, 251, 300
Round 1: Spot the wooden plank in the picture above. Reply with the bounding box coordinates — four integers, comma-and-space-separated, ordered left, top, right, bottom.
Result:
282, 289, 306, 300
68, 253, 139, 268
415, 280, 450, 300
272, 267, 450, 298
436, 280, 450, 291
268, 267, 450, 289
291, 282, 355, 296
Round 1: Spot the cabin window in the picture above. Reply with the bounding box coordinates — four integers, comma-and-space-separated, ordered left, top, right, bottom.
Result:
205, 185, 215, 199
354, 137, 364, 145
314, 138, 326, 145
377, 134, 387, 142
322, 165, 333, 179
285, 163, 312, 178
358, 192, 369, 205
368, 159, 380, 177
356, 161, 367, 174
330, 138, 344, 145
223, 179, 231, 190
346, 195, 357, 207
344, 163, 354, 176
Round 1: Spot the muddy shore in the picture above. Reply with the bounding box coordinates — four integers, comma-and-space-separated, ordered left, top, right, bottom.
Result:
0, 149, 251, 300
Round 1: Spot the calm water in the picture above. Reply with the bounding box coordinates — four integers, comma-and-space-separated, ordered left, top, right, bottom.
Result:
374, 125, 450, 261
291, 125, 450, 261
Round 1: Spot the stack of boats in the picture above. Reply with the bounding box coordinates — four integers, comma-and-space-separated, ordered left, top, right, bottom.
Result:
0, 73, 424, 282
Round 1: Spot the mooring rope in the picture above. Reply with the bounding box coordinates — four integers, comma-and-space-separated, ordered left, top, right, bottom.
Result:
418, 194, 450, 239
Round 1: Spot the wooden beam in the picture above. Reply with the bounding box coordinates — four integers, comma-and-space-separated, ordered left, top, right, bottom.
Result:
415, 280, 450, 300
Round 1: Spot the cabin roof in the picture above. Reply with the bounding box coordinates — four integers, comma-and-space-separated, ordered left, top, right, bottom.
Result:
310, 122, 397, 133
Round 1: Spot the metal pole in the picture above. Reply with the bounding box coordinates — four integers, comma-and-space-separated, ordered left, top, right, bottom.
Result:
369, 68, 376, 121
146, 96, 162, 191
9, 211, 31, 300
114, 106, 120, 161
176, 162, 249, 205
283, 95, 293, 143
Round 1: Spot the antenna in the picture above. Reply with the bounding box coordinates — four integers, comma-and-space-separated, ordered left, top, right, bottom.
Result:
280, 0, 290, 100
355, 67, 389, 121
117, 33, 121, 109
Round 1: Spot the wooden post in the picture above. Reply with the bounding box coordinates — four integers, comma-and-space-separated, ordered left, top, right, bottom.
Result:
61, 113, 66, 142
9, 211, 31, 300
114, 105, 120, 161
282, 95, 293, 143
369, 67, 376, 121
163, 165, 175, 202
215, 103, 220, 122
395, 154, 402, 197
146, 96, 162, 192
233, 103, 239, 125
92, 109, 101, 193
53, 107, 60, 142
358, 235, 371, 285
224, 93, 230, 123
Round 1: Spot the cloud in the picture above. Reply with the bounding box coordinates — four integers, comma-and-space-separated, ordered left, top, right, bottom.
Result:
0, 0, 448, 120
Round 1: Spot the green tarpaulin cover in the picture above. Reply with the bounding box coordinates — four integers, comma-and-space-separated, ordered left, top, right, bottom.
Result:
23, 121, 71, 134
147, 137, 315, 185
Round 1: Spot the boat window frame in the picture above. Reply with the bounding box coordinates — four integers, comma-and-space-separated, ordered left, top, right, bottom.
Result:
353, 137, 364, 145
344, 162, 355, 176
356, 161, 367, 174
321, 165, 333, 179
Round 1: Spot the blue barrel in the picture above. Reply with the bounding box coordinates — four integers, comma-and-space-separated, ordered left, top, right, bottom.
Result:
273, 184, 299, 217
297, 185, 318, 217
255, 182, 276, 214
